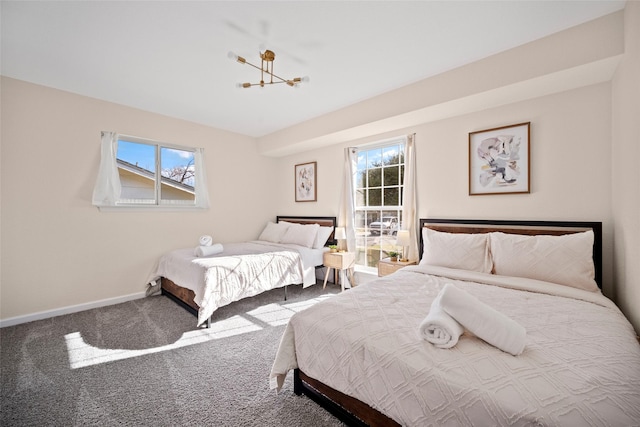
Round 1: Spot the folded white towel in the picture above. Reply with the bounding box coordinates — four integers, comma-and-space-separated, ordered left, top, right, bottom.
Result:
194, 243, 223, 257
419, 292, 465, 348
437, 283, 527, 356
199, 235, 213, 247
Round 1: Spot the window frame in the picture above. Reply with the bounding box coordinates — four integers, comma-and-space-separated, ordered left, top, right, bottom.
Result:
353, 137, 406, 274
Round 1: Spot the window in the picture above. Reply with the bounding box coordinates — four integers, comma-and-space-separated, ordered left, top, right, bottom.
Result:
354, 138, 405, 271
92, 132, 209, 210
116, 137, 196, 205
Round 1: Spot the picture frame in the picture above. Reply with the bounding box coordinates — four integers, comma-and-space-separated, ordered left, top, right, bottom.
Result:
469, 122, 530, 195
295, 161, 317, 202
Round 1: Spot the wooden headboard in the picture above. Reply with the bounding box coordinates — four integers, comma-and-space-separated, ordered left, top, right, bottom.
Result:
419, 218, 603, 289
276, 215, 338, 246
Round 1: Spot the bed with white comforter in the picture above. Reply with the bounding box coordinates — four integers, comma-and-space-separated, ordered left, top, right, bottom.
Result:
154, 241, 326, 326
271, 216, 640, 426
271, 264, 640, 425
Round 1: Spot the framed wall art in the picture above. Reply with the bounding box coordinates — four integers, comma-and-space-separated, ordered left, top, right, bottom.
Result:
295, 161, 317, 202
469, 122, 530, 195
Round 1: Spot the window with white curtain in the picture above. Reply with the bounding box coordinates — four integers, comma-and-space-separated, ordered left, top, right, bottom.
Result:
354, 138, 406, 270
92, 132, 209, 210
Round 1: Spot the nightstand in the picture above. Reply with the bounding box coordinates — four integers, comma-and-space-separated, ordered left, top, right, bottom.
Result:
378, 258, 417, 277
323, 251, 355, 291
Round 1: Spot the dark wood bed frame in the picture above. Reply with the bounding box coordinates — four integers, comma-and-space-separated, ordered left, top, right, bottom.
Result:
160, 215, 337, 327
293, 218, 603, 426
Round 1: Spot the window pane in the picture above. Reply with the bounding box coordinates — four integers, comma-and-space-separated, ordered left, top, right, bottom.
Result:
355, 189, 366, 207
368, 168, 382, 188
368, 188, 382, 206
357, 152, 367, 171
364, 247, 380, 268
160, 147, 195, 203
356, 170, 366, 189
116, 140, 156, 204
366, 211, 379, 226
354, 212, 366, 229
383, 145, 400, 166
384, 188, 399, 206
117, 140, 155, 171
367, 148, 382, 168
383, 165, 399, 186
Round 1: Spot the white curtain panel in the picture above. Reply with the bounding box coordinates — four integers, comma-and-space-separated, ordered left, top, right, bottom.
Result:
402, 134, 419, 261
91, 131, 121, 207
194, 147, 210, 209
338, 147, 358, 252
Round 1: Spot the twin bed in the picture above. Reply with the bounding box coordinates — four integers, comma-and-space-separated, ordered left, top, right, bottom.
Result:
154, 216, 336, 327
270, 218, 640, 426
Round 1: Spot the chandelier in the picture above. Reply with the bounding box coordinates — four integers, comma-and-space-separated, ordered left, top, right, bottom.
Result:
228, 49, 307, 88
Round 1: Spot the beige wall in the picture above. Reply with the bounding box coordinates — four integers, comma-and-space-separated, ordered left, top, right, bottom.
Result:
612, 2, 640, 332
0, 77, 277, 322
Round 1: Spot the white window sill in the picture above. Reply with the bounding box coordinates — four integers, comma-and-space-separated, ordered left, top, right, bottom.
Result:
96, 205, 208, 213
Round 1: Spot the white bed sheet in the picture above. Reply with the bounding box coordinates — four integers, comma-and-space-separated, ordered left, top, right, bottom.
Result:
270, 264, 640, 426
153, 240, 326, 325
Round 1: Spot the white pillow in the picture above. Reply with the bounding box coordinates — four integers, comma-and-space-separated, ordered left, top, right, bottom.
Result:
489, 231, 598, 292
280, 223, 320, 248
420, 228, 492, 273
258, 222, 289, 243
313, 226, 334, 249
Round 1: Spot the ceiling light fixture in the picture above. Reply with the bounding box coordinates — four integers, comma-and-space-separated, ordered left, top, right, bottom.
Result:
228, 49, 308, 88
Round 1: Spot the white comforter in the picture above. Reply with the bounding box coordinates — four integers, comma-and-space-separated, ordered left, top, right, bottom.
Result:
270, 265, 640, 426
154, 241, 324, 325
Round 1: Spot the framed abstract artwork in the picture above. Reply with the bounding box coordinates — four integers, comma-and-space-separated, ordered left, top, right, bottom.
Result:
295, 161, 317, 202
469, 122, 530, 195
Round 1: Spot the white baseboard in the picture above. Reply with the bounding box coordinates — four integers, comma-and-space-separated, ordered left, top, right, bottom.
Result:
0, 292, 147, 328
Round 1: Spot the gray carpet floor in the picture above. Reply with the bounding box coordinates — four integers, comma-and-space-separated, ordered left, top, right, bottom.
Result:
1, 283, 346, 426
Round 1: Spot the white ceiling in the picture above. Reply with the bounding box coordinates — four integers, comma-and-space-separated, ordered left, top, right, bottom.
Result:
1, 1, 626, 138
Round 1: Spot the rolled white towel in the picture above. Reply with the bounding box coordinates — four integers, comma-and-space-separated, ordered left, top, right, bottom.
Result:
199, 235, 213, 247
419, 292, 465, 348
438, 283, 527, 356
194, 243, 224, 257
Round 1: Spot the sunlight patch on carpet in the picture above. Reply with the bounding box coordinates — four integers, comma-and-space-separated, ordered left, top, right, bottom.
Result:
65, 314, 260, 369
64, 293, 336, 369
247, 294, 335, 326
